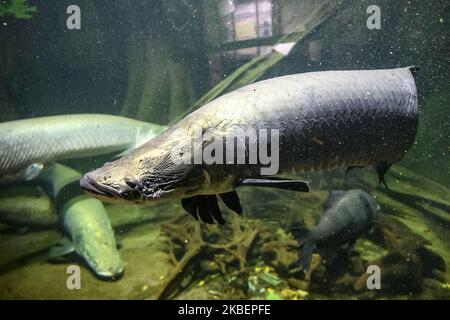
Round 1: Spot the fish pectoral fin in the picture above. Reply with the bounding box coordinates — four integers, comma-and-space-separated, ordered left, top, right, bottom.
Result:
196, 198, 215, 224
181, 195, 226, 225
48, 238, 75, 260
240, 178, 310, 192
181, 196, 200, 221
23, 163, 44, 181
219, 191, 243, 215
205, 195, 225, 225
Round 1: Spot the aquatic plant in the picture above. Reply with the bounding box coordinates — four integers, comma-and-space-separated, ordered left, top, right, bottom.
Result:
156, 214, 261, 299
0, 0, 36, 19
148, 165, 449, 299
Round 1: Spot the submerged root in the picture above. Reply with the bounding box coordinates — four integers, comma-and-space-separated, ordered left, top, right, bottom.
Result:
155, 214, 260, 299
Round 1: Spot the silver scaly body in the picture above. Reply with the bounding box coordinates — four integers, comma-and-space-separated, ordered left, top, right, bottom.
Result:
0, 114, 166, 177
180, 67, 418, 181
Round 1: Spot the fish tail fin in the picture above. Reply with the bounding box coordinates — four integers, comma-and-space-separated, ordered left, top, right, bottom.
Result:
299, 239, 315, 272
407, 66, 420, 78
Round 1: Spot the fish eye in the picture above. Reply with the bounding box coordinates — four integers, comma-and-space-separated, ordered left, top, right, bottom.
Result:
124, 177, 138, 189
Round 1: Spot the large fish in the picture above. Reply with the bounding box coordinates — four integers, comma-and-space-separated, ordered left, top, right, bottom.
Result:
38, 163, 124, 279
0, 114, 166, 180
80, 68, 419, 224
296, 189, 380, 272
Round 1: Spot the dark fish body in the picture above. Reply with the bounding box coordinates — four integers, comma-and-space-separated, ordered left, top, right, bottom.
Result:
299, 189, 380, 271
81, 68, 418, 224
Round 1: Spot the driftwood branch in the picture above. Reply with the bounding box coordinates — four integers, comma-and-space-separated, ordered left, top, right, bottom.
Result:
155, 214, 260, 299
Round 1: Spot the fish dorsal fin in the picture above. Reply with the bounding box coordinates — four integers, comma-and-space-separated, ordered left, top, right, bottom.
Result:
240, 178, 310, 192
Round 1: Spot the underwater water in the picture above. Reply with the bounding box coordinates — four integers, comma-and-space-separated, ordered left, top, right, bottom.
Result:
0, 0, 449, 300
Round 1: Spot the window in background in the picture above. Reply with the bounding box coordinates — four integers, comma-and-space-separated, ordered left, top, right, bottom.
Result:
219, 0, 275, 59
257, 0, 273, 38
234, 1, 258, 41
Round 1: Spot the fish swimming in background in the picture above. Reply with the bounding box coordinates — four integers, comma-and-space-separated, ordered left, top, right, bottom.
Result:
0, 114, 167, 181
0, 186, 57, 228
296, 189, 380, 272
37, 163, 124, 279
80, 67, 419, 224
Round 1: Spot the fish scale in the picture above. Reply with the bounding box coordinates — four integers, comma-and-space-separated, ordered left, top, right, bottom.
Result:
178, 67, 418, 176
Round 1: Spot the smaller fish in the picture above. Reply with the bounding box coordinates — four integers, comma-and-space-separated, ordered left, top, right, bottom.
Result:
0, 186, 57, 228
38, 164, 124, 279
0, 163, 45, 185
0, 114, 167, 179
50, 195, 124, 279
297, 189, 380, 272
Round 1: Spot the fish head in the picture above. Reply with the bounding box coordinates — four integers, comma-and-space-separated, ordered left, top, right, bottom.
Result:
85, 239, 125, 280
80, 127, 210, 204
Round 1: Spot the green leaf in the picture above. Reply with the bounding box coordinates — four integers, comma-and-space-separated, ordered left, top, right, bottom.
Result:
2, 0, 37, 19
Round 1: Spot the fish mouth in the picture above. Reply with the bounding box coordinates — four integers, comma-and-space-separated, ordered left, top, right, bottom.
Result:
80, 174, 121, 199
95, 267, 124, 281
80, 173, 198, 202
